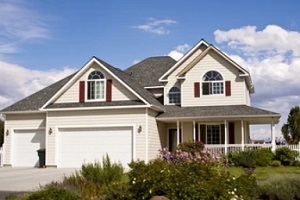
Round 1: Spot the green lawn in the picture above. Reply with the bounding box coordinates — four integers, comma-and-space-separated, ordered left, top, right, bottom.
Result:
228, 166, 300, 181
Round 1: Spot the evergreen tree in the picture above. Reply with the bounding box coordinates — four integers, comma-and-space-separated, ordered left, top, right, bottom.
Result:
282, 106, 300, 144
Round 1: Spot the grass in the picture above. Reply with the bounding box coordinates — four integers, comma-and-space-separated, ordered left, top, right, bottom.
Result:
227, 166, 300, 181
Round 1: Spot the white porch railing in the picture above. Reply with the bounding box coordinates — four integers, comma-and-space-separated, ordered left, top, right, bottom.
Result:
0, 147, 3, 167
204, 142, 300, 155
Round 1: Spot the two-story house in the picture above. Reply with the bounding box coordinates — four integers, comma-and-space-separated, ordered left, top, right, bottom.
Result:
1, 39, 280, 168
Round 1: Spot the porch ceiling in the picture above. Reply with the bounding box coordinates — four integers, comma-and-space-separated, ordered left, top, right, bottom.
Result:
156, 105, 281, 124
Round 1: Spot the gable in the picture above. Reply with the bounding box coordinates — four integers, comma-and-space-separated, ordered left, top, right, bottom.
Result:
54, 62, 138, 104
159, 39, 209, 81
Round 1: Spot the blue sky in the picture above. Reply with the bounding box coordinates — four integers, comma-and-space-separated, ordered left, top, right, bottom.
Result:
1, 0, 300, 139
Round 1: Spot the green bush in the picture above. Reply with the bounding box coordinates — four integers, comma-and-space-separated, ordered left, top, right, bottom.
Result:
226, 151, 241, 166
177, 140, 205, 155
255, 148, 274, 166
238, 150, 257, 169
270, 160, 281, 167
105, 181, 131, 200
61, 154, 125, 199
128, 158, 256, 200
79, 154, 124, 185
23, 187, 81, 200
226, 148, 274, 168
257, 174, 300, 200
275, 147, 299, 166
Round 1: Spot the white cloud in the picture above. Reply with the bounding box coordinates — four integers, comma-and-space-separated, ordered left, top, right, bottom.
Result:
214, 25, 300, 139
0, 60, 76, 110
168, 44, 191, 61
0, 1, 49, 54
133, 18, 177, 35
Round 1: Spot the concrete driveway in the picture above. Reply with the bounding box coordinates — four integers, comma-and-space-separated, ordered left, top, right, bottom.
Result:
0, 167, 77, 192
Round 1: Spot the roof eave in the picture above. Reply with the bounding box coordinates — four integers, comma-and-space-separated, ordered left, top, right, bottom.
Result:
156, 114, 281, 122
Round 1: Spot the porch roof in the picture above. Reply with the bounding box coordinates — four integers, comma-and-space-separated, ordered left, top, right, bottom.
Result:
157, 105, 281, 124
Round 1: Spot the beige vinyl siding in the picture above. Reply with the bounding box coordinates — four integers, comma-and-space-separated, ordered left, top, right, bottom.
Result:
147, 109, 163, 160
181, 51, 247, 107
55, 63, 138, 103
46, 108, 146, 166
157, 121, 167, 148
164, 46, 205, 105
3, 113, 46, 165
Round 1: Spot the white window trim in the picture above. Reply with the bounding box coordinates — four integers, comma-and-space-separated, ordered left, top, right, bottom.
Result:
199, 123, 222, 144
168, 86, 181, 105
86, 71, 106, 102
201, 70, 225, 96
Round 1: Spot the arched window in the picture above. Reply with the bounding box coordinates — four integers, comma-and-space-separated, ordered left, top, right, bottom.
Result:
202, 71, 224, 95
169, 87, 181, 104
87, 71, 105, 100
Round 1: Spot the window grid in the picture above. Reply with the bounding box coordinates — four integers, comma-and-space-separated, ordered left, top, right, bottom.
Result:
169, 87, 181, 104
87, 71, 105, 100
207, 125, 221, 144
202, 71, 224, 95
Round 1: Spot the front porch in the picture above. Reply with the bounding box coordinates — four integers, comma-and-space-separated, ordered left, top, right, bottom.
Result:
160, 120, 278, 154
156, 105, 282, 155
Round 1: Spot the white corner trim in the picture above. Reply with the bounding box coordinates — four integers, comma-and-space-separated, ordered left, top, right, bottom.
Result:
145, 108, 149, 163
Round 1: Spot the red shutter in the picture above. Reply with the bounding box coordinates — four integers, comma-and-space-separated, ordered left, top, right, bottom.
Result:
225, 81, 231, 96
106, 79, 112, 102
229, 122, 235, 144
194, 82, 200, 97
79, 81, 85, 103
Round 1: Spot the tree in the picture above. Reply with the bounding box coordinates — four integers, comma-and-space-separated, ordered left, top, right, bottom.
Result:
282, 106, 300, 144
0, 120, 3, 147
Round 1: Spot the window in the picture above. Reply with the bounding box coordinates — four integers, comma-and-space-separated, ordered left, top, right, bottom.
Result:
206, 125, 221, 144
202, 71, 224, 95
168, 87, 181, 104
87, 71, 105, 100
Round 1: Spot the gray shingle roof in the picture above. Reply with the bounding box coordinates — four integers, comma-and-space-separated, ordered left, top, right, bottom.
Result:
125, 56, 176, 87
46, 100, 145, 109
157, 105, 281, 119
1, 56, 166, 112
1, 73, 76, 112
94, 57, 165, 110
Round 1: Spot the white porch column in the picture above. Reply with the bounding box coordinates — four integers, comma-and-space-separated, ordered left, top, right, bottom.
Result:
241, 120, 245, 151
224, 120, 228, 155
271, 119, 276, 152
177, 120, 180, 145
193, 121, 196, 141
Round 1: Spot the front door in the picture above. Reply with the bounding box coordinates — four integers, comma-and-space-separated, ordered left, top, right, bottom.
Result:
168, 129, 181, 152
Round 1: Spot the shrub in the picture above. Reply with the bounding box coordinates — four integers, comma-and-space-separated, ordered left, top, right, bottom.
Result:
128, 148, 256, 200
257, 174, 300, 200
177, 140, 205, 155
23, 187, 81, 200
275, 147, 299, 166
270, 160, 281, 167
255, 148, 274, 166
61, 154, 125, 199
79, 154, 124, 185
238, 150, 257, 169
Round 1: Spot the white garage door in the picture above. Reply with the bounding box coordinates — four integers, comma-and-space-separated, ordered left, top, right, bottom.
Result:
58, 127, 133, 168
13, 129, 45, 167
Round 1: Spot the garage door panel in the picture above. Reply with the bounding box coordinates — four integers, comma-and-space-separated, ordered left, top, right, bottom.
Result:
13, 129, 45, 167
58, 127, 132, 168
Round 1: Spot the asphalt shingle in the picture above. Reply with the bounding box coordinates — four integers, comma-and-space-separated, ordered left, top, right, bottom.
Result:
125, 56, 176, 87
157, 105, 280, 119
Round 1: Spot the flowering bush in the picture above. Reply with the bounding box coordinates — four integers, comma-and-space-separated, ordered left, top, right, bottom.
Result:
128, 142, 256, 200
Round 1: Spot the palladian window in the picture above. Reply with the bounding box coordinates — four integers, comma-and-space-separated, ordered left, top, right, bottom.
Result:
202, 71, 224, 95
87, 71, 105, 100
